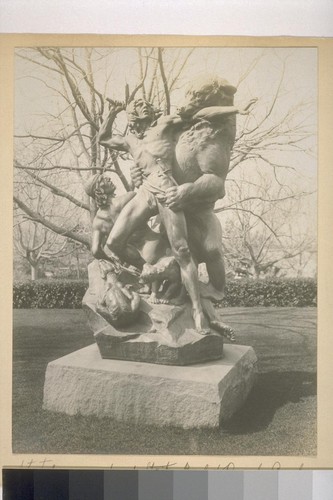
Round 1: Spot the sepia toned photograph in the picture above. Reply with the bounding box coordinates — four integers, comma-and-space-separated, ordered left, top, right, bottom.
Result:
12, 45, 317, 457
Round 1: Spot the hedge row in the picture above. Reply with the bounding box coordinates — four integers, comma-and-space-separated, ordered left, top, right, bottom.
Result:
13, 280, 88, 309
13, 277, 316, 309
219, 278, 317, 307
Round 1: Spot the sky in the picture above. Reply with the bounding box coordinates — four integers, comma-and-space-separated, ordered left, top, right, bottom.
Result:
15, 47, 317, 134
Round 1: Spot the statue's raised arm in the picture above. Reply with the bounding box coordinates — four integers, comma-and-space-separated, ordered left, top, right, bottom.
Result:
98, 100, 129, 152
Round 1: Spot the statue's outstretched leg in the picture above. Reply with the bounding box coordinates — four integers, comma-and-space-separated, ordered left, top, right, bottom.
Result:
202, 299, 236, 342
210, 319, 235, 342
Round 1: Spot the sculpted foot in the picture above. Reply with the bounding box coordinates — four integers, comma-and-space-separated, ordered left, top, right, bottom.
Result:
210, 320, 236, 342
158, 298, 170, 304
149, 294, 170, 305
193, 308, 210, 336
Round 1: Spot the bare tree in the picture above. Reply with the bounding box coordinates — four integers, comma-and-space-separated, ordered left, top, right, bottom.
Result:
14, 221, 68, 280
14, 47, 317, 279
219, 172, 316, 277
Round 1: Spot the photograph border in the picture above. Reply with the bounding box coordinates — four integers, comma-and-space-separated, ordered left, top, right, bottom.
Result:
1, 34, 332, 472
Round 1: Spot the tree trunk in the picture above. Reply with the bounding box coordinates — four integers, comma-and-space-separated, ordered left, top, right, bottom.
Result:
31, 264, 39, 280
253, 266, 261, 279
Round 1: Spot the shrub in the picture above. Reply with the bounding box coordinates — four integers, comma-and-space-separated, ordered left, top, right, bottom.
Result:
218, 277, 317, 307
13, 280, 88, 309
13, 277, 317, 309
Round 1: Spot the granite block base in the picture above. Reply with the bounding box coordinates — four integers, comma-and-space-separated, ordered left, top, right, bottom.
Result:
43, 343, 257, 428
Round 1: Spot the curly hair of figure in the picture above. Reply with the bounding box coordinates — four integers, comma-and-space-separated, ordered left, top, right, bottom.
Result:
184, 76, 237, 108
94, 174, 116, 208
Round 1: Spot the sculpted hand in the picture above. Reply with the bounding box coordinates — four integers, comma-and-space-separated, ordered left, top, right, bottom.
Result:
238, 98, 258, 115
165, 185, 188, 210
106, 98, 125, 114
176, 106, 197, 123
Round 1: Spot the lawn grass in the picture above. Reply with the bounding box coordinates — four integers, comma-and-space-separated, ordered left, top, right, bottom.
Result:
12, 307, 316, 456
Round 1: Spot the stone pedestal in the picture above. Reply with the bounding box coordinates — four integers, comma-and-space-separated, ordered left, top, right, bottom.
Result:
43, 343, 257, 428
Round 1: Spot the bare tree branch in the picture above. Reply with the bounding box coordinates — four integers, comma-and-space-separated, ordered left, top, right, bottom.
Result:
169, 49, 195, 93
127, 52, 150, 104
15, 122, 91, 143
42, 48, 98, 130
14, 195, 90, 248
18, 166, 90, 211
14, 163, 102, 172
157, 48, 171, 114
217, 206, 280, 239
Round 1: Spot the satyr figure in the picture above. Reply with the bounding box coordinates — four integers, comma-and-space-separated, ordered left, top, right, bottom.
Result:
98, 76, 256, 336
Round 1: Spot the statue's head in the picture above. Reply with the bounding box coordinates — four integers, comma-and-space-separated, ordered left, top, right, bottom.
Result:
126, 99, 160, 138
178, 75, 237, 119
84, 172, 116, 208
98, 284, 141, 328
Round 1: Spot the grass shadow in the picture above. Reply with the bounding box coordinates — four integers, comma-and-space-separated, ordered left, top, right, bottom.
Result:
222, 371, 316, 434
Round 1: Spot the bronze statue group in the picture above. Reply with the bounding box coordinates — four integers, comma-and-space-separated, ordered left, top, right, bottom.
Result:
85, 76, 256, 340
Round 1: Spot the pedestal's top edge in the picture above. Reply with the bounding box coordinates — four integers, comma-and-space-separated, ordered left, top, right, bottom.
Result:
46, 343, 257, 382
